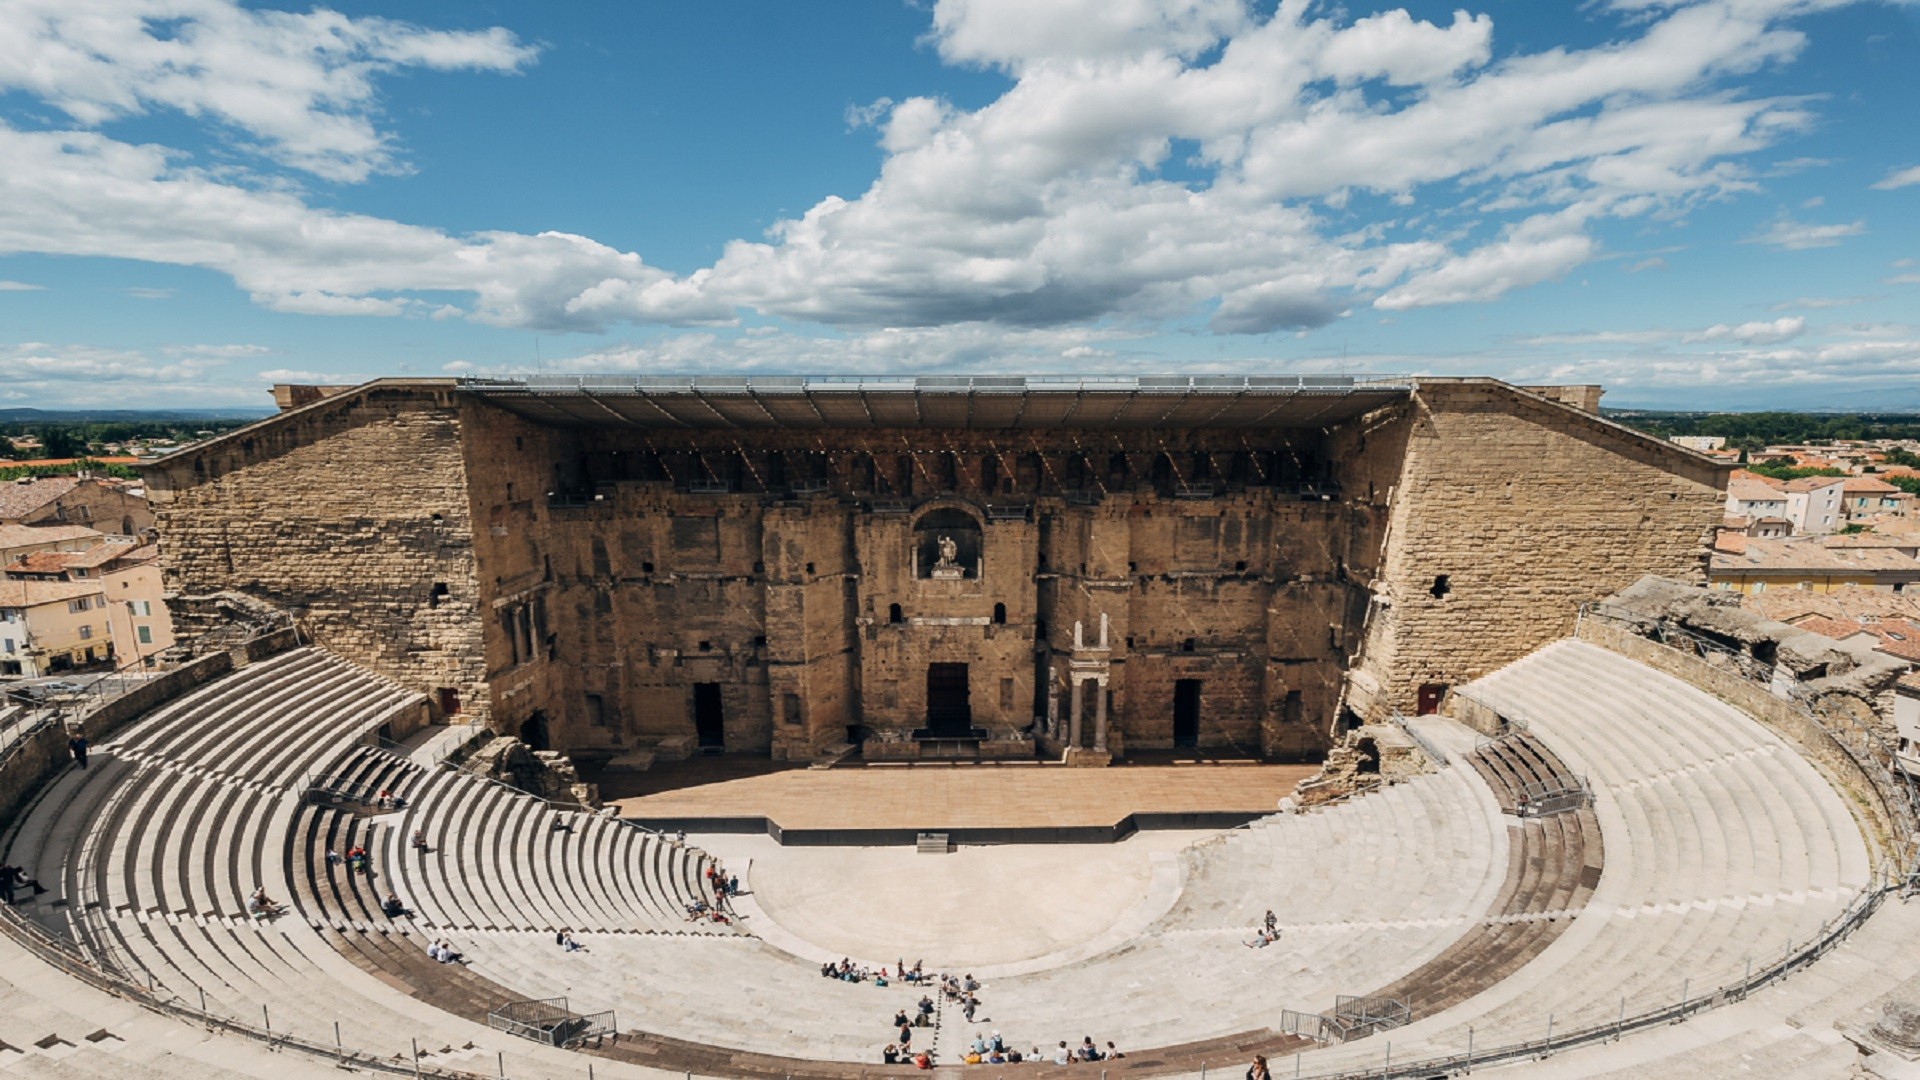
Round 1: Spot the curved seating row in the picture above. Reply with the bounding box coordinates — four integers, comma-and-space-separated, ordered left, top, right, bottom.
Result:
296, 745, 723, 936
0, 634, 1888, 1080
1286, 638, 1875, 1074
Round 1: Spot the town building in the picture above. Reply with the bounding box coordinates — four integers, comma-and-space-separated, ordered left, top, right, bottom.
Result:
1839, 475, 1906, 520
0, 535, 175, 676
0, 476, 154, 534
1780, 476, 1846, 535
1709, 534, 1920, 595
0, 522, 106, 566
0, 578, 114, 677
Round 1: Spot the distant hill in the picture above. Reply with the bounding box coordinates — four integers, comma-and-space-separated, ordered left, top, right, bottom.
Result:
0, 407, 271, 422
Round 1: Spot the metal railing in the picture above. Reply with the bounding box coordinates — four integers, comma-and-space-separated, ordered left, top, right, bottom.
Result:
463, 373, 1416, 395
1385, 714, 1449, 767
487, 997, 615, 1048
0, 880, 506, 1078
1288, 877, 1891, 1079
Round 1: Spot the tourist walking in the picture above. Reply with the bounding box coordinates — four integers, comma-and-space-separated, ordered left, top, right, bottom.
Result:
68, 734, 88, 769
1247, 1054, 1272, 1080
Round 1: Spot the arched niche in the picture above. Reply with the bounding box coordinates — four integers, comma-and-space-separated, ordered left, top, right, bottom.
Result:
913, 505, 983, 579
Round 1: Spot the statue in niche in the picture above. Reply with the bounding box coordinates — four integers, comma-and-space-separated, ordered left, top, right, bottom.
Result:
931, 534, 965, 579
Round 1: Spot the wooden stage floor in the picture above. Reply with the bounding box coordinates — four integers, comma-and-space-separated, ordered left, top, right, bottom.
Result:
602, 760, 1316, 832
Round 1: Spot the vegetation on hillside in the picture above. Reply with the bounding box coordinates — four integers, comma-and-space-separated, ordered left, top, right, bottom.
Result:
0, 419, 252, 461
1607, 410, 1920, 448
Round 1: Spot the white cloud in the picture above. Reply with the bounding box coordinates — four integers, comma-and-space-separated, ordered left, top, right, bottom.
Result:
0, 280, 45, 291
0, 0, 537, 182
928, 0, 1249, 72
1375, 214, 1593, 309
1746, 214, 1866, 249
0, 0, 1875, 336
125, 286, 174, 299
0, 340, 231, 384
1872, 164, 1920, 190
1624, 256, 1668, 273
0, 124, 732, 332
1686, 316, 1805, 344
1768, 295, 1871, 310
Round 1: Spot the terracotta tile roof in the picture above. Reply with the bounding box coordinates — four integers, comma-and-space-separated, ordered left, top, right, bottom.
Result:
2, 538, 138, 575
111, 543, 159, 566
1710, 537, 1920, 574
3, 551, 77, 575
0, 523, 103, 551
1823, 533, 1920, 551
0, 477, 82, 520
1728, 479, 1787, 503
1781, 476, 1847, 493
0, 578, 102, 608
1, 457, 140, 469
1742, 584, 1920, 624
1841, 476, 1902, 494
1714, 531, 1747, 555
1855, 618, 1920, 661
1730, 469, 1785, 488
1791, 614, 1865, 640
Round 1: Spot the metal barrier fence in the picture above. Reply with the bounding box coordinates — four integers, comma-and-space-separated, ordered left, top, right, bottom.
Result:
1516, 774, 1591, 817
487, 997, 616, 1048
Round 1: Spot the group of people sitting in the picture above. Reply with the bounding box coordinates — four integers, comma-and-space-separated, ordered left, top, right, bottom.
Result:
324, 845, 374, 875
683, 899, 731, 924
821, 957, 887, 983
372, 788, 407, 811
425, 939, 463, 964
881, 1032, 1126, 1067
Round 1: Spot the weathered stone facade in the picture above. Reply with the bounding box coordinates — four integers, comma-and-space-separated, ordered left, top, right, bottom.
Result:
144, 382, 490, 727
144, 376, 1726, 764
1342, 380, 1726, 721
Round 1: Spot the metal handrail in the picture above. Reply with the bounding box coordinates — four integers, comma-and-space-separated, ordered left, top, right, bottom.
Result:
1293, 878, 1889, 1079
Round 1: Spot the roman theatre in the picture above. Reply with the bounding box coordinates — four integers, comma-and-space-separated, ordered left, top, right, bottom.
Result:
2, 373, 1918, 1080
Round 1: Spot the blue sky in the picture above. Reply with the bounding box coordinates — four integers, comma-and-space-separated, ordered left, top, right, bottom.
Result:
0, 0, 1916, 411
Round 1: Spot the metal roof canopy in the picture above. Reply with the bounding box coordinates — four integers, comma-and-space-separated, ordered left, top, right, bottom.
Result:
458, 374, 1413, 430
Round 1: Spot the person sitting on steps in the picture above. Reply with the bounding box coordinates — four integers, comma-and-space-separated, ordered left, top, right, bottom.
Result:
246, 886, 281, 919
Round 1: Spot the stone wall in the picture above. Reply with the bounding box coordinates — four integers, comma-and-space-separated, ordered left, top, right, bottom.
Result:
474, 424, 1370, 761
1345, 380, 1726, 720
144, 381, 488, 727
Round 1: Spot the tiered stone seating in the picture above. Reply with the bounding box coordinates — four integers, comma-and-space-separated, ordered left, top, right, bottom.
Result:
296, 747, 724, 935
0, 633, 1892, 1079
1469, 730, 1582, 815
1285, 638, 1875, 1074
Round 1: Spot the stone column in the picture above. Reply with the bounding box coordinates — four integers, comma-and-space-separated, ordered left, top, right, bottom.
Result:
1068, 678, 1084, 748
1093, 678, 1109, 751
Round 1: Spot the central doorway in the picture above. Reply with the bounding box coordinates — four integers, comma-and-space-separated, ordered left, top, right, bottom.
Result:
925, 663, 973, 737
1173, 679, 1201, 748
693, 683, 725, 749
